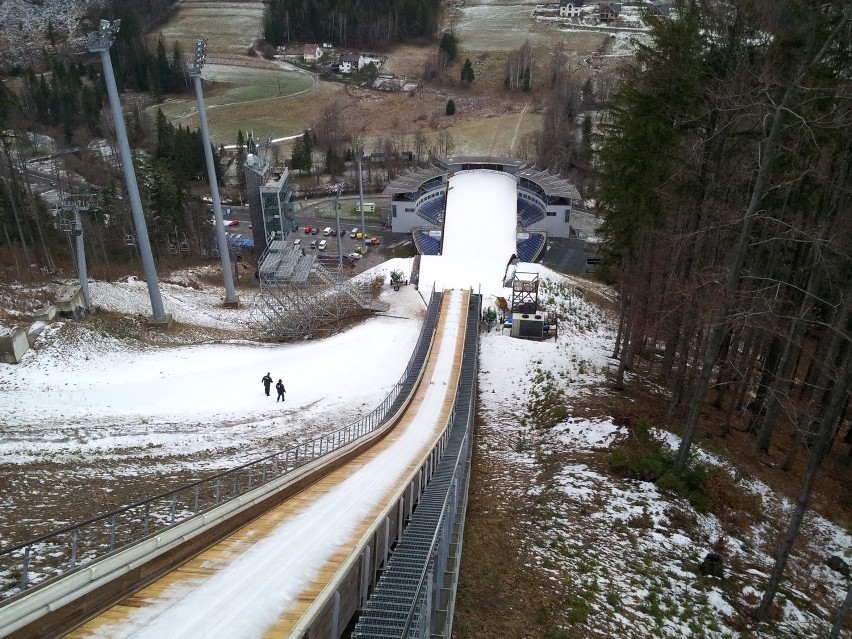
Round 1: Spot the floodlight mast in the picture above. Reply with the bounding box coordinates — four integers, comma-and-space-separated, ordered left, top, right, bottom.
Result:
188, 37, 238, 307
334, 185, 342, 268
74, 209, 91, 311
357, 145, 366, 255
87, 20, 168, 323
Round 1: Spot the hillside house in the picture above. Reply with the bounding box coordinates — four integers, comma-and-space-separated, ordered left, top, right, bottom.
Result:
559, 0, 584, 18
303, 44, 322, 62
647, 1, 671, 17
340, 53, 364, 74
598, 2, 621, 21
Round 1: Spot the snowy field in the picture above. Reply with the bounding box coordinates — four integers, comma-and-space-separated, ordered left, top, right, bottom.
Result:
0, 264, 426, 544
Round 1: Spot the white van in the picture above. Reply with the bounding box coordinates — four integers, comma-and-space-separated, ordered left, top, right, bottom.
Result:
318, 239, 327, 251
350, 227, 359, 238
323, 227, 332, 236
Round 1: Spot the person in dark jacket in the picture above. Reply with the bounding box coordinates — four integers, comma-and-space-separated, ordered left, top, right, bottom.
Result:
261, 372, 273, 396
275, 379, 286, 402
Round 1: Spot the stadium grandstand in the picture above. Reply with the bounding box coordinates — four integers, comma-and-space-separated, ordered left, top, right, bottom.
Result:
383, 157, 582, 272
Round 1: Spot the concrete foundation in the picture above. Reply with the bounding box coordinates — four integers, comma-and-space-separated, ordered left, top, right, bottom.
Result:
55, 286, 87, 320
33, 305, 57, 322
1, 329, 30, 364
26, 322, 48, 346
146, 313, 175, 329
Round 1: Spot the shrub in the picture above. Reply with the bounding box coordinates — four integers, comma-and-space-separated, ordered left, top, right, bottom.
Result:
607, 418, 672, 481
446, 99, 456, 115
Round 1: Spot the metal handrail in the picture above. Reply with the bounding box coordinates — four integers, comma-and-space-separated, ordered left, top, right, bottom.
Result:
0, 291, 443, 602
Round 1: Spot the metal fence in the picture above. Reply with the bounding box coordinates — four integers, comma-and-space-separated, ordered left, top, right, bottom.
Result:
352, 293, 480, 639
0, 290, 442, 603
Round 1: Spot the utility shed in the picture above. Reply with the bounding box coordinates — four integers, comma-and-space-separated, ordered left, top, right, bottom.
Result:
0, 327, 29, 364
55, 285, 86, 319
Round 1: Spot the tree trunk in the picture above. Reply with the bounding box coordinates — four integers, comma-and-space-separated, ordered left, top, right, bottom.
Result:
756, 348, 851, 619
748, 337, 782, 435
756, 263, 824, 452
829, 576, 852, 639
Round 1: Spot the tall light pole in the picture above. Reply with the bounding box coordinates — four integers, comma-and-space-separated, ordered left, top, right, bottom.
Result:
74, 208, 91, 311
87, 20, 170, 324
188, 37, 238, 307
334, 185, 342, 268
356, 145, 366, 255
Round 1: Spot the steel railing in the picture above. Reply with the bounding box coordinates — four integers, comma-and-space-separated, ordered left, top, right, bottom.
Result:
352, 293, 480, 638
0, 289, 442, 603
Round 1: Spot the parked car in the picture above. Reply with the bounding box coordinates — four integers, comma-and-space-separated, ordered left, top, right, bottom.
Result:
330, 229, 338, 237
293, 238, 302, 247
310, 240, 318, 249
347, 252, 361, 260
304, 226, 312, 235
311, 227, 320, 235
322, 227, 332, 236
318, 239, 327, 251
350, 227, 359, 238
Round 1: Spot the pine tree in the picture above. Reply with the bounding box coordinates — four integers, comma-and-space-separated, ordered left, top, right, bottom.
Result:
445, 99, 456, 115
439, 32, 458, 62
460, 58, 474, 84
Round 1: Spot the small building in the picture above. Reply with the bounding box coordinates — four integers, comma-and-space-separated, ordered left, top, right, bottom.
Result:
559, 0, 584, 18
0, 327, 30, 364
303, 43, 322, 62
340, 53, 364, 74
598, 2, 621, 21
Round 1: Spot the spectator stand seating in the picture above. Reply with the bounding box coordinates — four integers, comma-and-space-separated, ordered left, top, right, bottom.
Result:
416, 194, 445, 226
414, 231, 441, 255
517, 197, 545, 227
516, 233, 546, 262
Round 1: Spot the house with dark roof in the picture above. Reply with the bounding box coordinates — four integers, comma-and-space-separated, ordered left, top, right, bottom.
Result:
598, 2, 621, 21
340, 53, 364, 74
647, 1, 671, 17
559, 0, 584, 17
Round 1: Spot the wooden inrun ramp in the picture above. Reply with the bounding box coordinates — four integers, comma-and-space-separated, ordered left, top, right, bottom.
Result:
68, 289, 470, 639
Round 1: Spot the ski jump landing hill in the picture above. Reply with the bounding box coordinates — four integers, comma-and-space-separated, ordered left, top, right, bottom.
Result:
0, 289, 480, 639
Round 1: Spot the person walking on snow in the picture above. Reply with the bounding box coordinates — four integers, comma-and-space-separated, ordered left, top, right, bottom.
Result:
261, 372, 273, 396
276, 379, 286, 402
